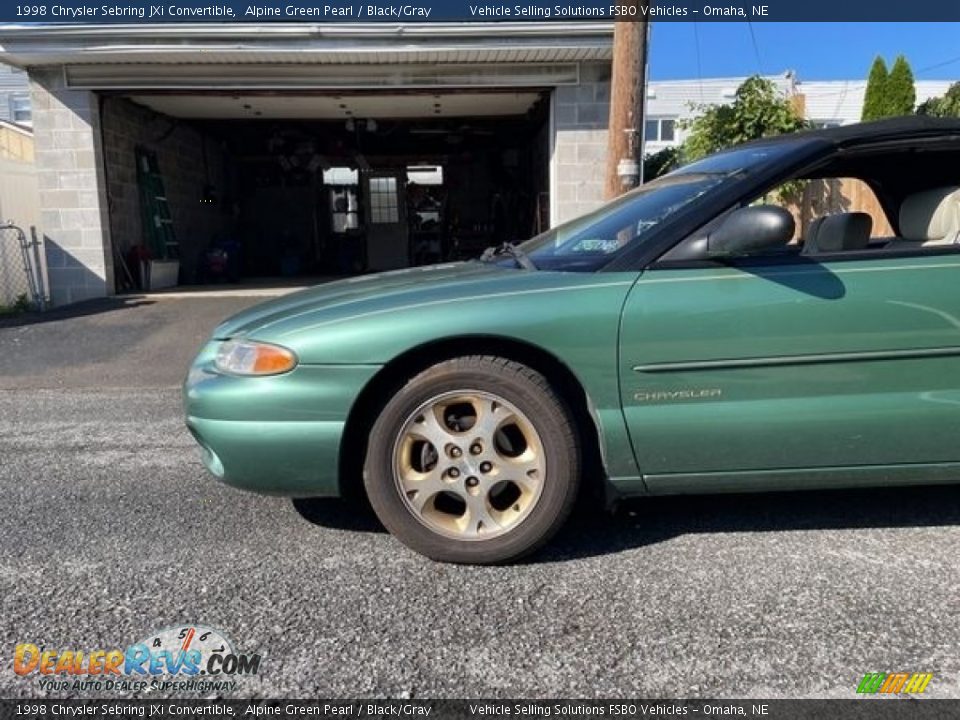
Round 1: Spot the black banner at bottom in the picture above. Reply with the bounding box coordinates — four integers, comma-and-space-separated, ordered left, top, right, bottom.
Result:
1, 700, 958, 720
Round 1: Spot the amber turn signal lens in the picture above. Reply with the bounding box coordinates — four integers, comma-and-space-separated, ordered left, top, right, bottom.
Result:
214, 340, 298, 376
251, 345, 297, 374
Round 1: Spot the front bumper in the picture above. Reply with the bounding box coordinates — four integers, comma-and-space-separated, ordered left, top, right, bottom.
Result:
183, 341, 381, 496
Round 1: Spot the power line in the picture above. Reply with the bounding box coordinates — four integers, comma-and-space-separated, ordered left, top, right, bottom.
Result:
797, 78, 950, 100
830, 80, 853, 121
747, 22, 764, 76
915, 54, 960, 76
692, 22, 705, 103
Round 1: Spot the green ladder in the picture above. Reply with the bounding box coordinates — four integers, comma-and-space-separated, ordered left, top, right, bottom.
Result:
135, 146, 178, 260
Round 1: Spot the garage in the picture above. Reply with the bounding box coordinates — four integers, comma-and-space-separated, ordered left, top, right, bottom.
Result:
102, 90, 551, 286
0, 22, 613, 304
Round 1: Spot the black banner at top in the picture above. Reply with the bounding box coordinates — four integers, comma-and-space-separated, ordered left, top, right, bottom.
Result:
3, 0, 960, 24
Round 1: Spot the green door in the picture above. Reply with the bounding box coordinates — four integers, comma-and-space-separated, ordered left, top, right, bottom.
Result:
619, 253, 960, 492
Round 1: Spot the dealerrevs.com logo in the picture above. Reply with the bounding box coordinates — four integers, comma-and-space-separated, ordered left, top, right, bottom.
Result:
14, 625, 262, 693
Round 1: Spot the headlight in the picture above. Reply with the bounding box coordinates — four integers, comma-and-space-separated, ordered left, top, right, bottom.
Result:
214, 339, 298, 376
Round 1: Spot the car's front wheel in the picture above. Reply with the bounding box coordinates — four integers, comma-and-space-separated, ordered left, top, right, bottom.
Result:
363, 356, 581, 564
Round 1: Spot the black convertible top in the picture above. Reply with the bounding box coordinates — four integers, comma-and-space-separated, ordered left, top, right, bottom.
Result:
607, 116, 960, 271
746, 116, 960, 149
734, 116, 960, 241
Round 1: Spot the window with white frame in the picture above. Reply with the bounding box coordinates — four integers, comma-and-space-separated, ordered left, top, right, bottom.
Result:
10, 95, 30, 124
324, 167, 360, 233
368, 176, 399, 224
645, 117, 677, 143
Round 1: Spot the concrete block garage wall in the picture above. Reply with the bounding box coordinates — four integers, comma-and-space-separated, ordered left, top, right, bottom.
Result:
552, 62, 610, 225
29, 67, 113, 306
102, 97, 228, 284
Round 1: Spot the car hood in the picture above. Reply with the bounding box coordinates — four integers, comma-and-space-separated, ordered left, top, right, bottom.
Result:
212, 262, 517, 340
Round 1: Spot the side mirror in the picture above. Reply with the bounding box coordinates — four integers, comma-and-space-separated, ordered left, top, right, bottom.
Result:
707, 205, 795, 257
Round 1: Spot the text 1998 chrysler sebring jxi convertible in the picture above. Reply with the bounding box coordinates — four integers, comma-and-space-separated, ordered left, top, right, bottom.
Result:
186, 118, 960, 563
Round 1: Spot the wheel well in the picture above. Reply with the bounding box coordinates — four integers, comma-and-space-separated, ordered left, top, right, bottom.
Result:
337, 336, 608, 503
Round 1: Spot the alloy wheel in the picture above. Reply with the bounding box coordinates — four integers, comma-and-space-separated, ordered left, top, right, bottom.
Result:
392, 390, 546, 540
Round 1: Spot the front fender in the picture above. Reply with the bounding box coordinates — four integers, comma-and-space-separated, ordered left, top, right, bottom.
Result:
258, 272, 641, 481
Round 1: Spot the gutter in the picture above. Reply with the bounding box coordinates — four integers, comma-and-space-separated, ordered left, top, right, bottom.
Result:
0, 21, 615, 40
0, 22, 613, 68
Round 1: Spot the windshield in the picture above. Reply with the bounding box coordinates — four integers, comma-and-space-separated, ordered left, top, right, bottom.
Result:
513, 142, 801, 271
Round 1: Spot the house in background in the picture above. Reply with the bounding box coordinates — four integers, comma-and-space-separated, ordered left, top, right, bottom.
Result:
0, 114, 38, 309
0, 62, 36, 230
0, 63, 31, 126
0, 65, 37, 231
643, 72, 955, 154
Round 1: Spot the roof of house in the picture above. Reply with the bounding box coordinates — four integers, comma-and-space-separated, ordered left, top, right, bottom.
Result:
0, 117, 31, 135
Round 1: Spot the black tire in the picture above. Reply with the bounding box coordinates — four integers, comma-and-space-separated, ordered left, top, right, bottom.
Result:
363, 356, 581, 564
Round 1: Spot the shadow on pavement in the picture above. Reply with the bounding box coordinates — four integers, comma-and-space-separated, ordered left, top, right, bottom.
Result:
292, 497, 387, 534
293, 484, 960, 562
0, 296, 155, 328
540, 483, 960, 563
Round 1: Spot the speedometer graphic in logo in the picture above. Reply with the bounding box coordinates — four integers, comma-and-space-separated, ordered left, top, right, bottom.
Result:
134, 625, 235, 674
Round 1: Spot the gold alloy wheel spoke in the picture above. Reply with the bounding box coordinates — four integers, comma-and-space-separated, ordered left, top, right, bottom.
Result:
399, 466, 447, 512
463, 493, 502, 536
409, 407, 456, 448
392, 390, 546, 542
473, 397, 515, 438
499, 454, 541, 493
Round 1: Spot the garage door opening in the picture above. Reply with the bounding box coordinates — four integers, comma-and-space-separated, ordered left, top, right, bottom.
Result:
102, 92, 551, 289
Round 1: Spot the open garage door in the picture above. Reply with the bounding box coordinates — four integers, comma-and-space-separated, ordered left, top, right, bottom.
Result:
102, 90, 551, 286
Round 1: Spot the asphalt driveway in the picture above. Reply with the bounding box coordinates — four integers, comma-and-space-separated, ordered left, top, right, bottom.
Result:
1, 293, 959, 699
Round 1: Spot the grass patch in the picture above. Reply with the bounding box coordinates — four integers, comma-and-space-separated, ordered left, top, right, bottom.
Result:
0, 293, 31, 315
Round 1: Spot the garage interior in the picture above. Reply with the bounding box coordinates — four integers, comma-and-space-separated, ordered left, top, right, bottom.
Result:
102, 91, 551, 288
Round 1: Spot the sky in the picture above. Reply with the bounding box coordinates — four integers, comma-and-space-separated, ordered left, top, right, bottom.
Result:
649, 23, 960, 82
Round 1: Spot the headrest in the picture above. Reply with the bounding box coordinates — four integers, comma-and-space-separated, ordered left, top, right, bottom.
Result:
804, 212, 872, 254
899, 186, 960, 242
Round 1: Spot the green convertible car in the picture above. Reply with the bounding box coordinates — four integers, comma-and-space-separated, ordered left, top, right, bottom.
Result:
185, 117, 960, 563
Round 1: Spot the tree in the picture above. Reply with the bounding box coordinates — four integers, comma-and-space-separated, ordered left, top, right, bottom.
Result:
917, 82, 960, 117
643, 146, 681, 180
886, 55, 916, 116
681, 76, 810, 162
861, 56, 889, 121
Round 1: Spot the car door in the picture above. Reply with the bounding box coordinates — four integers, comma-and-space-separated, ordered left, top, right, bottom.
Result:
619, 247, 960, 492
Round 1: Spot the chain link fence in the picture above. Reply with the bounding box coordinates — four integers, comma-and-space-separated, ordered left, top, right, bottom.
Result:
0, 224, 46, 312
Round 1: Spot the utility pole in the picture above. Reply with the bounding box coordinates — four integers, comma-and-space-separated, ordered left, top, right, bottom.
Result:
604, 6, 650, 199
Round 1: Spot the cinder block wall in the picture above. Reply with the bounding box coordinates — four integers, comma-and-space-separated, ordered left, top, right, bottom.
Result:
552, 62, 611, 225
102, 97, 229, 284
29, 67, 113, 306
